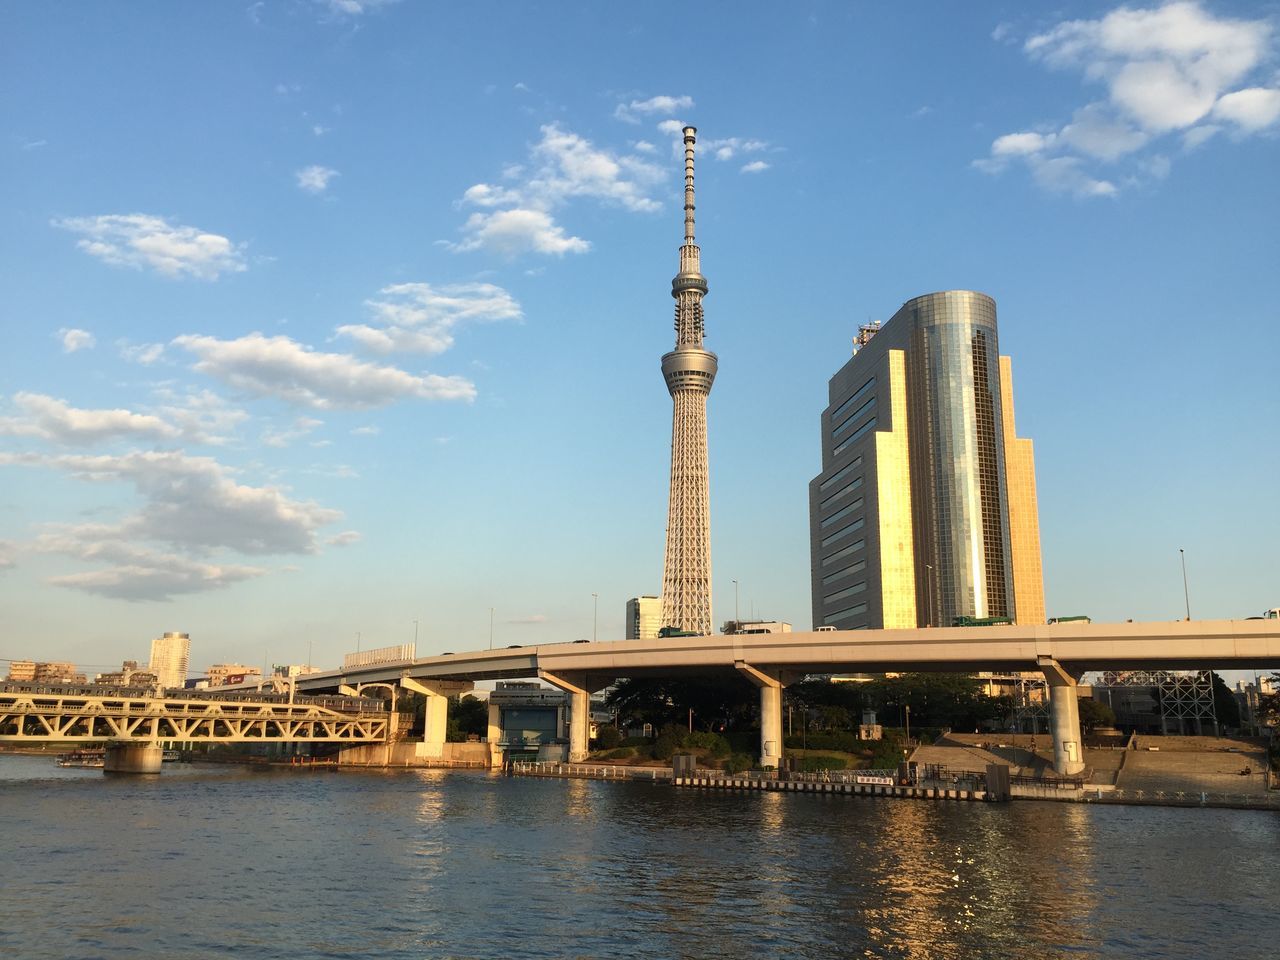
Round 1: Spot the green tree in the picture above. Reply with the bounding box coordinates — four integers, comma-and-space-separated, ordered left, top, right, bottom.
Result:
595, 725, 622, 750
605, 676, 756, 731
1211, 672, 1241, 729
1077, 697, 1116, 733
1259, 673, 1280, 724
446, 695, 489, 742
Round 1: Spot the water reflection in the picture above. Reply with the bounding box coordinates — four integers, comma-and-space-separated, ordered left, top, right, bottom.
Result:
1, 757, 1277, 960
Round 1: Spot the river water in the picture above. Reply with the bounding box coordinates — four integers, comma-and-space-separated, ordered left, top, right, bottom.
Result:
1, 755, 1276, 959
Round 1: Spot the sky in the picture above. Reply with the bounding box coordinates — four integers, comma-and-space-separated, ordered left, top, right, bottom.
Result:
1, 0, 1277, 679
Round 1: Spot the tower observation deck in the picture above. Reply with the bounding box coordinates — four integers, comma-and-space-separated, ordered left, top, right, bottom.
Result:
659, 126, 718, 635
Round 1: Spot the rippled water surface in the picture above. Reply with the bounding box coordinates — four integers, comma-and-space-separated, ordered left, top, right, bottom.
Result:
1, 755, 1276, 959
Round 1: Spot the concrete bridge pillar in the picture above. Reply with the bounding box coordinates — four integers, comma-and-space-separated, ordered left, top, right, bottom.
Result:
399, 678, 474, 759
539, 671, 610, 763
486, 701, 503, 767
1038, 657, 1085, 777
735, 663, 791, 770
104, 742, 163, 774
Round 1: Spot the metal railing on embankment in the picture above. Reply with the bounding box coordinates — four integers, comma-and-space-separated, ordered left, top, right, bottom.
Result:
509, 761, 669, 781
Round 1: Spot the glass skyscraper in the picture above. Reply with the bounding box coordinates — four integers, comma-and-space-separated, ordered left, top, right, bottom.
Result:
808, 291, 1045, 630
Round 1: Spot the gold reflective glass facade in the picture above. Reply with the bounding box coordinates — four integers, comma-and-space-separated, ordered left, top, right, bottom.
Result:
808, 291, 1045, 630
999, 356, 1046, 626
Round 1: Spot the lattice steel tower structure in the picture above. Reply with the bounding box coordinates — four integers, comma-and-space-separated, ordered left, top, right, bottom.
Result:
659, 126, 718, 635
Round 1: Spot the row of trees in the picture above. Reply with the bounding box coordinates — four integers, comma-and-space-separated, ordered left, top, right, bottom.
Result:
602, 672, 1014, 736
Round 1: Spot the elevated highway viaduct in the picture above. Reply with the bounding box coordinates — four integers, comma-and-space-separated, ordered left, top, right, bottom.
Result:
297, 618, 1280, 776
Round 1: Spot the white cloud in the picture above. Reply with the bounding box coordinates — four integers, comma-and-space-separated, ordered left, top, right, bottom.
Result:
119, 341, 165, 365
58, 328, 95, 353
2, 450, 342, 556
1212, 87, 1280, 131
452, 208, 590, 258
656, 119, 685, 137
172, 332, 476, 408
448, 124, 670, 256
0, 392, 181, 446
526, 125, 664, 212
740, 160, 770, 174
261, 416, 324, 448
992, 131, 1056, 157
460, 183, 521, 207
296, 165, 339, 193
39, 539, 267, 602
351, 425, 380, 436
150, 388, 248, 445
326, 530, 361, 546
614, 94, 695, 124
633, 140, 657, 154
338, 281, 521, 355
312, 124, 330, 136
317, 0, 399, 18
1182, 124, 1222, 149
980, 2, 1278, 196
53, 213, 247, 279
2, 448, 347, 598
507, 614, 548, 624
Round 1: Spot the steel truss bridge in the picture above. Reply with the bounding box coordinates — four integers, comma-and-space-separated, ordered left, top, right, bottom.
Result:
0, 688, 389, 744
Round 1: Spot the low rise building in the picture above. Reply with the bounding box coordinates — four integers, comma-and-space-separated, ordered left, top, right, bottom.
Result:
207, 663, 263, 687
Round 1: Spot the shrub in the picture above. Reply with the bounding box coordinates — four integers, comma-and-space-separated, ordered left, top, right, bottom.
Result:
620, 736, 653, 747
595, 726, 622, 750
796, 755, 848, 772
723, 752, 754, 775
602, 747, 634, 760
652, 732, 681, 761
784, 731, 860, 752
684, 730, 731, 757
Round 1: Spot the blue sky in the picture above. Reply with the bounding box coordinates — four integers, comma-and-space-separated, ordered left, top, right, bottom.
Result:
2, 1, 1277, 677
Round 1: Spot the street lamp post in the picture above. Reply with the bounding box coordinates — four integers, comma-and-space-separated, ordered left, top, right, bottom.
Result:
732, 579, 739, 627
924, 564, 934, 628
592, 593, 598, 642
1179, 548, 1191, 621
413, 619, 419, 648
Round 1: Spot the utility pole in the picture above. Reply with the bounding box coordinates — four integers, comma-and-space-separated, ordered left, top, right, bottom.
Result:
1179, 548, 1191, 621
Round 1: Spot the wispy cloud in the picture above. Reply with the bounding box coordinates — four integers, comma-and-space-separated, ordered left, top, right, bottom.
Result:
447, 124, 665, 257
337, 282, 521, 355
614, 94, 695, 124
740, 160, 770, 174
507, 614, 548, 624
172, 332, 476, 408
316, 0, 399, 19
58, 328, 95, 353
977, 2, 1279, 197
53, 213, 247, 279
296, 165, 339, 193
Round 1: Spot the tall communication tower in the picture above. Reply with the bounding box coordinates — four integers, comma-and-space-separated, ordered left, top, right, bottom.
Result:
659, 126, 717, 635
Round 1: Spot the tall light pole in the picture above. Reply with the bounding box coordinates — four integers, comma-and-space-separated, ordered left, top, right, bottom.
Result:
1179, 548, 1191, 621
356, 631, 361, 653
924, 564, 934, 628
413, 619, 419, 649
592, 593, 599, 642
489, 607, 495, 650
732, 579, 740, 627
